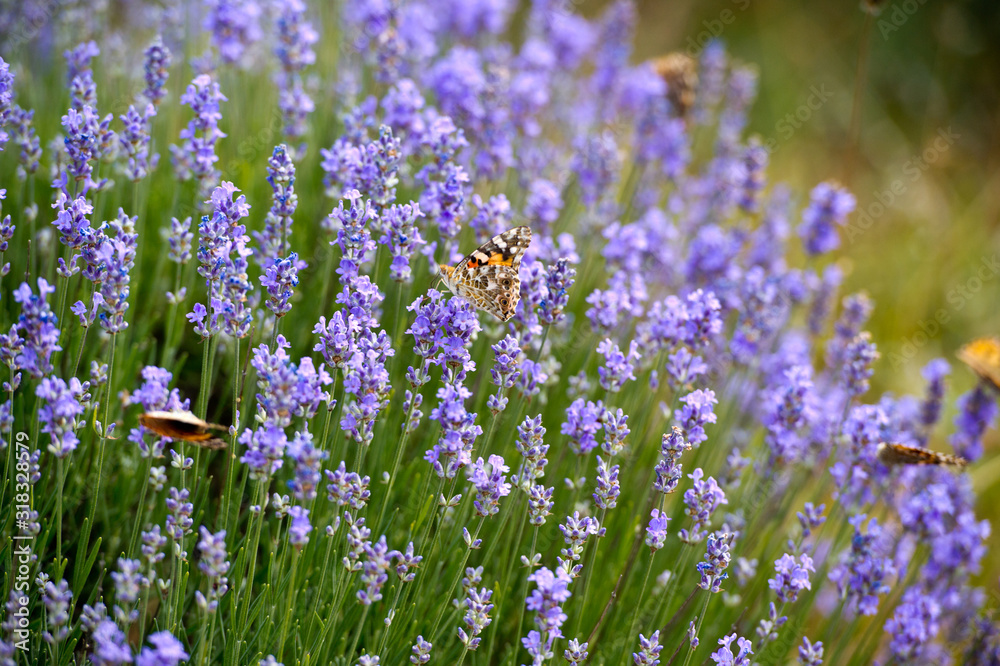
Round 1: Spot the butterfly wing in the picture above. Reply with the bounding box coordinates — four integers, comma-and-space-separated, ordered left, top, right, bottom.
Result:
450, 226, 531, 281
957, 337, 1000, 390
447, 226, 531, 321
876, 442, 967, 468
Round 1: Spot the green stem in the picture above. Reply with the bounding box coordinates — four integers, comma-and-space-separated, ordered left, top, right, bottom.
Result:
236, 481, 267, 660
374, 394, 418, 534
197, 331, 213, 420
277, 548, 301, 657
88, 334, 117, 527
128, 458, 153, 558
510, 525, 539, 665
55, 457, 65, 565
163, 264, 183, 367
346, 604, 371, 663
485, 505, 529, 664
623, 556, 655, 664
221, 336, 241, 534
658, 547, 693, 631
573, 507, 608, 636
679, 591, 711, 666
375, 579, 407, 657
429, 517, 486, 644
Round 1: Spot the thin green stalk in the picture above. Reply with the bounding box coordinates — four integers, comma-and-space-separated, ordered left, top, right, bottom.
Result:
236, 481, 268, 660
196, 612, 211, 665
509, 525, 539, 665
573, 507, 608, 636
374, 394, 418, 534
484, 505, 529, 664
375, 579, 408, 657
277, 548, 301, 657
221, 336, 241, 534
658, 546, 693, 631
679, 591, 711, 666
309, 534, 336, 642
128, 458, 153, 558
163, 264, 183, 367
429, 516, 486, 644
55, 457, 65, 565
622, 556, 656, 665
346, 604, 371, 663
70, 325, 90, 379
88, 334, 117, 528
197, 331, 213, 420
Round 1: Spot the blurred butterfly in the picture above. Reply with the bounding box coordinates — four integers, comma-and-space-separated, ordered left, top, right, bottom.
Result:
957, 337, 1000, 391
876, 442, 967, 468
436, 226, 532, 322
650, 52, 698, 119
139, 410, 228, 450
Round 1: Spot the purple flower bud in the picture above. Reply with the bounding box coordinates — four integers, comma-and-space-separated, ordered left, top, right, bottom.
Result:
526, 566, 572, 641
261, 252, 300, 318
681, 468, 727, 544
674, 389, 718, 448
564, 638, 589, 664
798, 181, 855, 256
467, 454, 512, 517
562, 399, 604, 455
709, 633, 753, 666
136, 631, 188, 666
950, 384, 998, 462
90, 619, 131, 664
358, 536, 399, 605
142, 36, 172, 107
596, 338, 639, 393
797, 637, 823, 666
632, 630, 663, 665
884, 588, 941, 661
36, 376, 86, 458
697, 531, 734, 593
170, 74, 227, 197
768, 553, 814, 603
458, 587, 494, 651
527, 484, 554, 526
645, 509, 669, 551
327, 461, 372, 511
41, 579, 72, 644
288, 505, 312, 548
841, 332, 878, 398
828, 514, 895, 616
410, 636, 432, 664
379, 201, 425, 283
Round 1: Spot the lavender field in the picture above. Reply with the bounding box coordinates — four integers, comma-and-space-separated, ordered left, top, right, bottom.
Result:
0, 1, 998, 665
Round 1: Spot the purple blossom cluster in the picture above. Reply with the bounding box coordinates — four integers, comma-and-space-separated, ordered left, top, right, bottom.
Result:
170, 74, 227, 199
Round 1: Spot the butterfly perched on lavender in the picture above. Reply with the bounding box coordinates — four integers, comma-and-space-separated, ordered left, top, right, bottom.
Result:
436, 226, 532, 322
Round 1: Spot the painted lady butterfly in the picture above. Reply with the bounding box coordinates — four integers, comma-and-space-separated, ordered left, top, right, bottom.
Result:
436, 226, 532, 322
